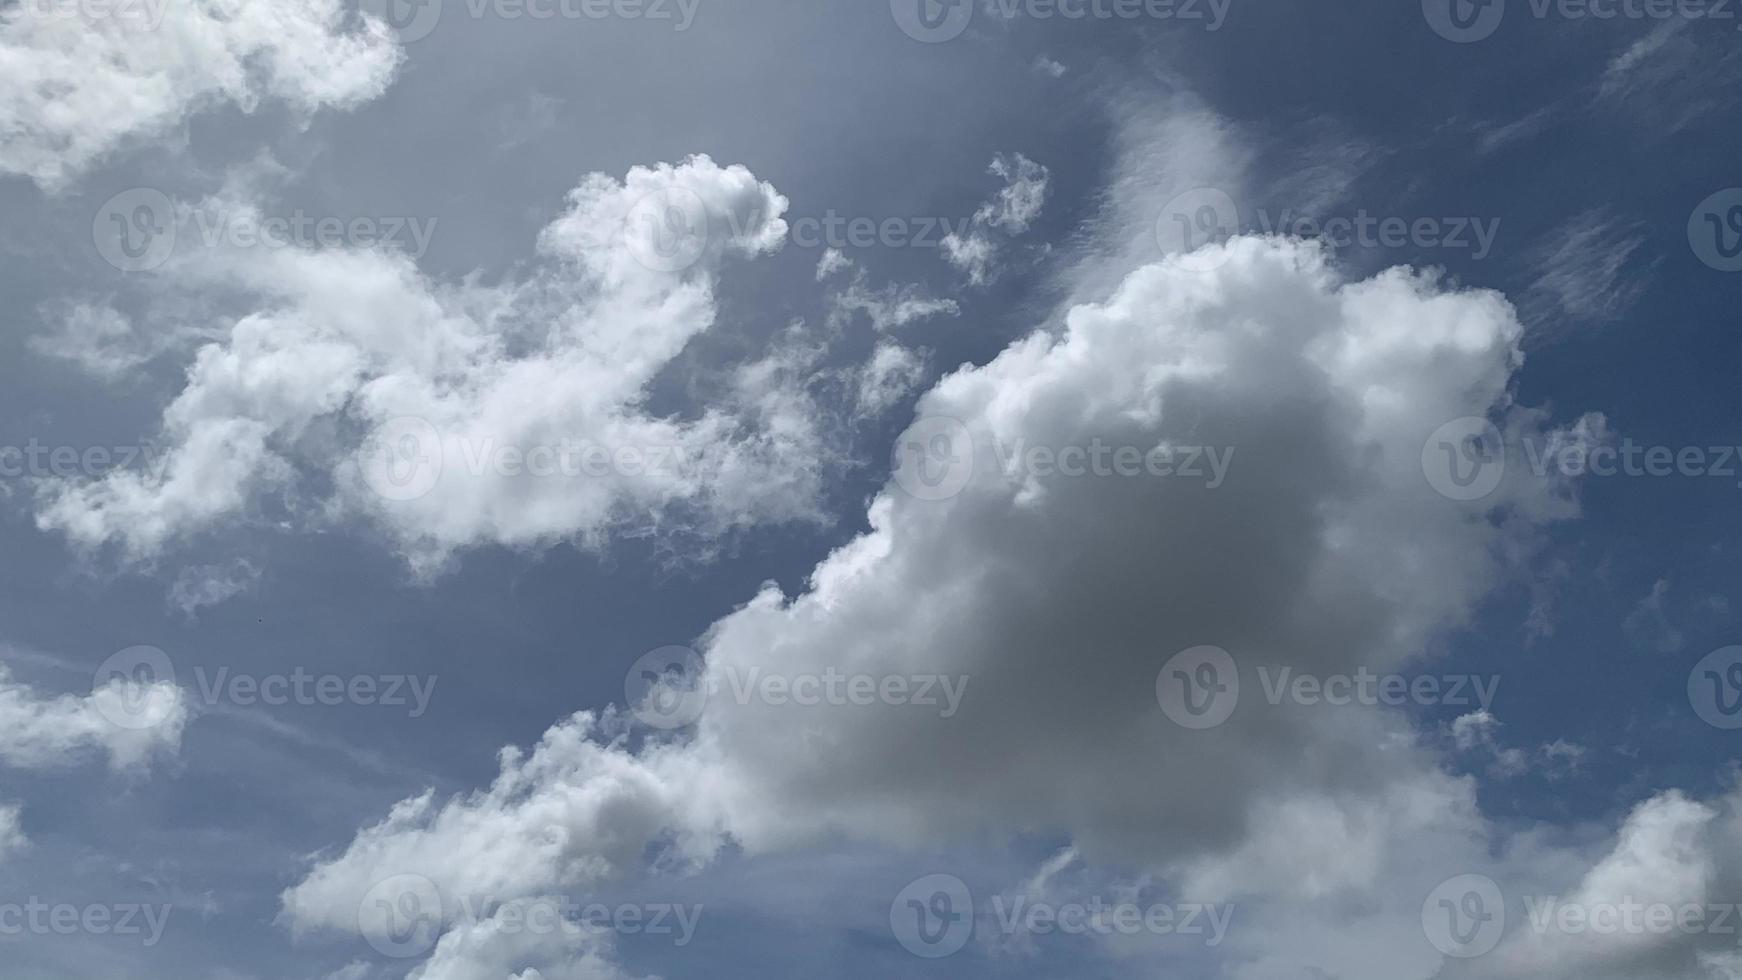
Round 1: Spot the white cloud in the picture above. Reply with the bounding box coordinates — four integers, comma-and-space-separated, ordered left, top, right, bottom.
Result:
0, 664, 189, 772
1033, 55, 1068, 78
28, 301, 153, 381
34, 156, 828, 576
0, 0, 401, 189
406, 899, 644, 980
854, 341, 926, 417
168, 558, 261, 618
942, 153, 1051, 286
1625, 578, 1685, 654
1526, 209, 1653, 333
281, 230, 1588, 974
0, 804, 26, 861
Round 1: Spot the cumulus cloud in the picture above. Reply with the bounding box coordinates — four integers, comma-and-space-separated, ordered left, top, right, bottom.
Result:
0, 664, 189, 772
280, 228, 1589, 977
0, 0, 401, 189
34, 156, 829, 576
406, 899, 645, 980
1442, 788, 1742, 980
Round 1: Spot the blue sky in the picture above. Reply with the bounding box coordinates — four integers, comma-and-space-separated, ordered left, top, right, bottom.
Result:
1, 1, 1741, 978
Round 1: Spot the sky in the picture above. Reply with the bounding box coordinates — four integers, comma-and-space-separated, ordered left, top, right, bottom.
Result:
1, 0, 1741, 978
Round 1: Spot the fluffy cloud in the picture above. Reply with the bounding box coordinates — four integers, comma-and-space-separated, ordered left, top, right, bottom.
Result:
34, 156, 827, 575
280, 229, 1587, 977
0, 663, 189, 772
406, 900, 645, 980
0, 0, 401, 189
